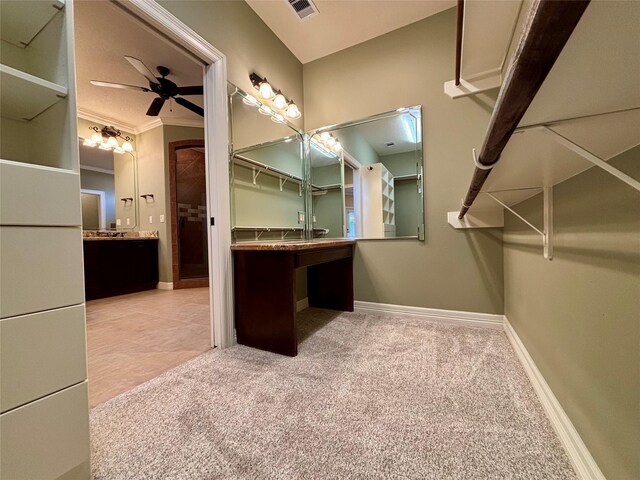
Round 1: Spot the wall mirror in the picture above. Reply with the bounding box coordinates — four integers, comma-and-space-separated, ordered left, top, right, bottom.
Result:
78, 143, 137, 230
309, 106, 424, 240
228, 83, 307, 242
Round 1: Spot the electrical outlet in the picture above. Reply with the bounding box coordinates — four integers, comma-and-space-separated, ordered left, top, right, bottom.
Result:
298, 211, 305, 223
149, 215, 153, 224
126, 218, 130, 226
116, 219, 121, 226
313, 215, 317, 223
160, 214, 165, 223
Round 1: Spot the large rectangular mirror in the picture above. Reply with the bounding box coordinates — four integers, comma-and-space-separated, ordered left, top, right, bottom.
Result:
309, 106, 424, 240
79, 143, 137, 230
228, 83, 307, 242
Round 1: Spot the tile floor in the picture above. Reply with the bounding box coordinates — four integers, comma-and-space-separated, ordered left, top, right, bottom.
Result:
86, 287, 211, 408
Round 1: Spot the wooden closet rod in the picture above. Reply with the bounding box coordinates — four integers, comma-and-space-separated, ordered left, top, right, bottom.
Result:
458, 0, 590, 219
455, 0, 464, 86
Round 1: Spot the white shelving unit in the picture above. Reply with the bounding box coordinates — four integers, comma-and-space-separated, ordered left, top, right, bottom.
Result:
448, 1, 640, 261
0, 1, 89, 478
362, 163, 396, 238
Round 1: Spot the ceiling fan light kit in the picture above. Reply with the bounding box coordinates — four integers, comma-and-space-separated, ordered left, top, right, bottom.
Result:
249, 72, 302, 120
90, 56, 205, 117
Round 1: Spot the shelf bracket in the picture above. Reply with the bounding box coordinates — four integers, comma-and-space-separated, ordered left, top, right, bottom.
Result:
279, 176, 288, 191
486, 189, 553, 260
541, 127, 640, 192
252, 167, 263, 185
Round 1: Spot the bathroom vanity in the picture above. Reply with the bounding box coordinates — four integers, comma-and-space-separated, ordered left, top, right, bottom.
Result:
232, 239, 355, 356
83, 232, 159, 300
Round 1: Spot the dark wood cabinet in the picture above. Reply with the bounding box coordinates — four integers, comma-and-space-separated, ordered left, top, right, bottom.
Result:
83, 239, 159, 300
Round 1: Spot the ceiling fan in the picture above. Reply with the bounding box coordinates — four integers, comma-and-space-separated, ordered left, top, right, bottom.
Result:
90, 56, 204, 117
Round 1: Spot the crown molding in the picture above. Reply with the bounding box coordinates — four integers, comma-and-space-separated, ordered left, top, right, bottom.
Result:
135, 117, 204, 135
77, 108, 136, 135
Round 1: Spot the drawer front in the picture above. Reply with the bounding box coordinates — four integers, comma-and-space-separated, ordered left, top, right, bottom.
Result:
0, 160, 81, 226
1, 305, 87, 413
295, 246, 353, 268
0, 226, 84, 318
0, 382, 90, 480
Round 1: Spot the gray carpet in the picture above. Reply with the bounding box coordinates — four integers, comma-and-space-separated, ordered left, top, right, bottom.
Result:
90, 309, 576, 479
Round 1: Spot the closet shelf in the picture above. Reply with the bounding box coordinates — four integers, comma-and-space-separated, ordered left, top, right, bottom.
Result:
0, 0, 64, 47
0, 64, 68, 121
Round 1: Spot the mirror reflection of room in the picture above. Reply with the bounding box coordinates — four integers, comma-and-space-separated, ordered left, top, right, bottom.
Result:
73, 0, 212, 409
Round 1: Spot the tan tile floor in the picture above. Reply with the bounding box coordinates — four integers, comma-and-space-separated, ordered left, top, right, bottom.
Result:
86, 287, 211, 408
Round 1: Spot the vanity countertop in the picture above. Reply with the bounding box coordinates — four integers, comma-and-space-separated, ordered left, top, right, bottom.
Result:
83, 231, 159, 241
231, 238, 355, 251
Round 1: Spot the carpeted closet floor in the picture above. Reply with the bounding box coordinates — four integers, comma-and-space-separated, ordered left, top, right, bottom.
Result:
90, 308, 576, 479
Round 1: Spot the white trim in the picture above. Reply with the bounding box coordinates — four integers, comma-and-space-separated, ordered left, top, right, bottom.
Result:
156, 281, 174, 290
79, 165, 114, 175
296, 297, 309, 312
121, 0, 234, 349
354, 301, 503, 329
504, 317, 606, 480
136, 117, 204, 134
77, 108, 136, 135
80, 189, 107, 230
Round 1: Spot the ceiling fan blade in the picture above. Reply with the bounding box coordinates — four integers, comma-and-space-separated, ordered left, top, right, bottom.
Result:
124, 56, 160, 85
175, 97, 204, 117
90, 80, 150, 92
146, 97, 166, 116
176, 85, 203, 96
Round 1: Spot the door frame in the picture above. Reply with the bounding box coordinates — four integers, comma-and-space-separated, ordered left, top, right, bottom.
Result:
120, 0, 234, 349
168, 140, 209, 289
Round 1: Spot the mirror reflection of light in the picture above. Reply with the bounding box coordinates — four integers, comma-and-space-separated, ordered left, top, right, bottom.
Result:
400, 114, 417, 145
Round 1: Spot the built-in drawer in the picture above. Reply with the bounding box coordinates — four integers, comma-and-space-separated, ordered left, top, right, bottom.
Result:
0, 226, 84, 318
0, 160, 81, 226
1, 304, 87, 413
0, 381, 90, 480
295, 246, 353, 268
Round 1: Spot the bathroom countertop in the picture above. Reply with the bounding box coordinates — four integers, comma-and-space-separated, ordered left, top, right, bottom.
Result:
230, 238, 355, 251
83, 231, 159, 240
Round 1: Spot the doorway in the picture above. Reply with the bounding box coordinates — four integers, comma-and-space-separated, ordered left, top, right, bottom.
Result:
169, 140, 209, 288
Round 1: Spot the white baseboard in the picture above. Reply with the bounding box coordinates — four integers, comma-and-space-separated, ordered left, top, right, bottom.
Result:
156, 282, 174, 290
354, 300, 503, 329
504, 317, 605, 480
296, 297, 309, 312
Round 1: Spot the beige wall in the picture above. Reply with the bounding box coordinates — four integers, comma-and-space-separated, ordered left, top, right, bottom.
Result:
504, 147, 640, 480
303, 8, 503, 313
159, 0, 304, 131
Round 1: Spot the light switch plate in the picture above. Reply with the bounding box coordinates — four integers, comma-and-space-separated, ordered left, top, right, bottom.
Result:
149, 215, 153, 224
126, 218, 130, 226
298, 211, 305, 223
160, 214, 165, 223
116, 219, 121, 226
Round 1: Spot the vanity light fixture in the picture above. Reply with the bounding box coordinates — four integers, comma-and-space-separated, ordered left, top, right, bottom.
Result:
314, 132, 341, 154
249, 72, 302, 120
83, 125, 135, 155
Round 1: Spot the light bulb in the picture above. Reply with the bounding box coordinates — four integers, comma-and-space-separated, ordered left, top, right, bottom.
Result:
242, 95, 258, 106
122, 141, 134, 152
285, 101, 301, 119
107, 137, 118, 148
99, 142, 111, 150
258, 80, 274, 99
320, 132, 330, 141
258, 105, 273, 115
270, 113, 285, 123
91, 132, 103, 144
113, 146, 125, 154
83, 138, 95, 147
332, 142, 342, 152
326, 136, 336, 146
272, 91, 287, 109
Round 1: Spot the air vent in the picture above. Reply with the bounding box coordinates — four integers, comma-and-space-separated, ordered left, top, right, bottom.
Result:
287, 0, 319, 20
385, 141, 396, 147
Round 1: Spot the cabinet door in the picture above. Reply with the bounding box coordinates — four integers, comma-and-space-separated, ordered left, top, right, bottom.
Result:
0, 226, 84, 318
0, 382, 90, 480
1, 305, 87, 412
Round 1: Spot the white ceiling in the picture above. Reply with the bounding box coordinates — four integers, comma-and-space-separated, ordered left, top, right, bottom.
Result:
74, 1, 204, 129
246, 0, 455, 64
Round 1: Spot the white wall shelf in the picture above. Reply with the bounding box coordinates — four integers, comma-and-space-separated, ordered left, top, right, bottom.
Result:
0, 0, 65, 48
0, 64, 67, 121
